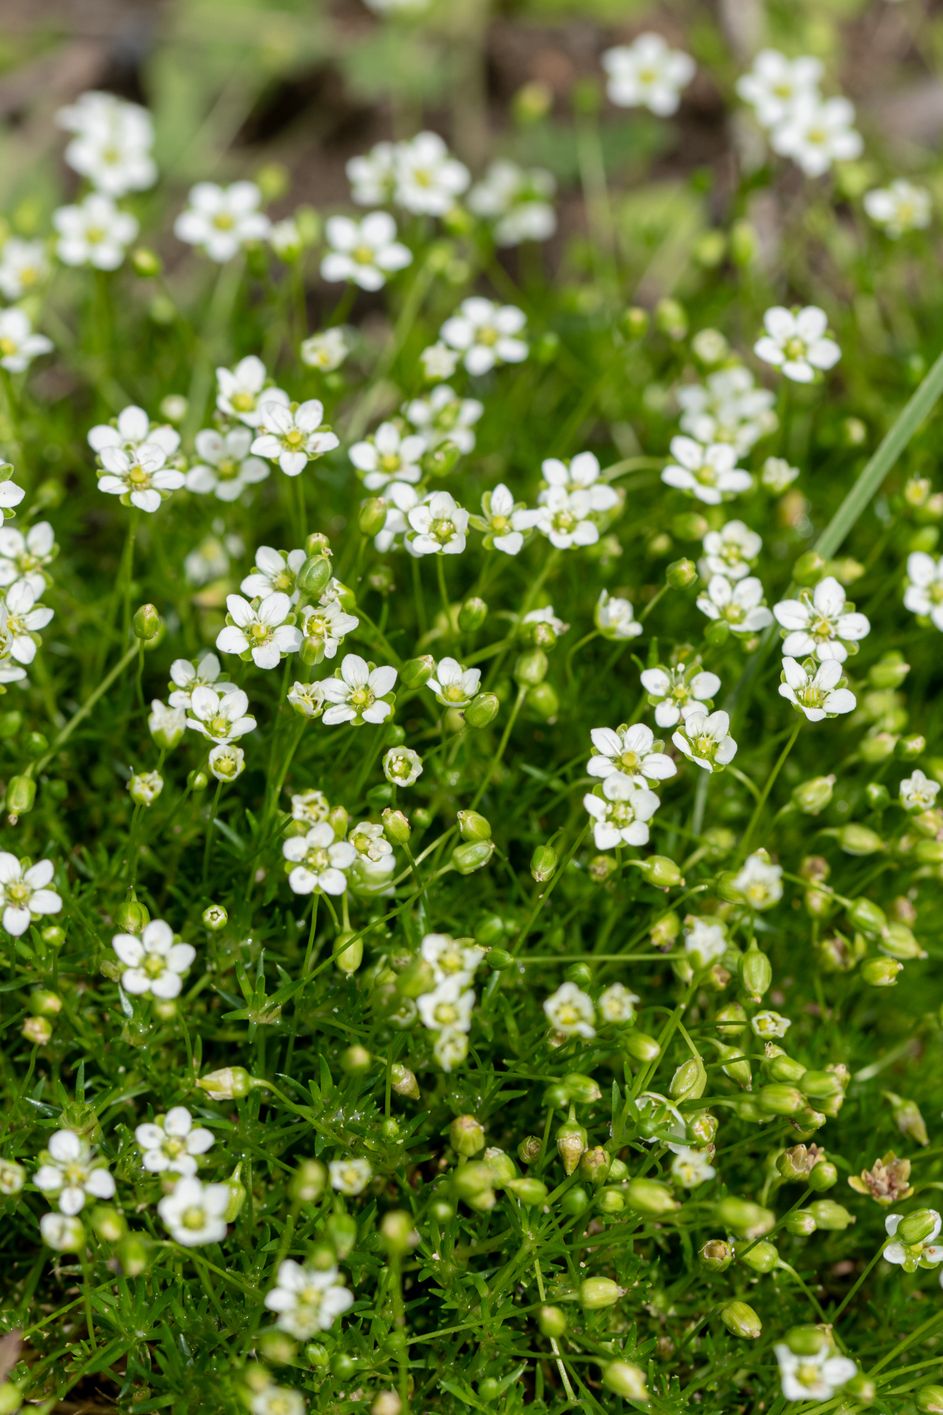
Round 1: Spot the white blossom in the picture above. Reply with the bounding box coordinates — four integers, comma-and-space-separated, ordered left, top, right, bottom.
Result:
864, 180, 932, 238
583, 778, 660, 849
773, 576, 869, 661
0, 308, 52, 374
440, 298, 528, 376
393, 131, 470, 216
427, 657, 480, 707
321, 653, 397, 726
677, 366, 777, 455
301, 327, 350, 372
264, 1260, 354, 1338
53, 192, 138, 270
472, 482, 538, 555
251, 400, 339, 477
468, 160, 557, 245
700, 521, 762, 582
770, 95, 863, 177
641, 664, 721, 728
595, 590, 642, 640
216, 593, 301, 670
174, 181, 270, 262
321, 212, 411, 291
0, 238, 49, 301
775, 1343, 857, 1403
672, 709, 737, 772
662, 436, 752, 505
34, 1129, 115, 1215
697, 575, 773, 634
329, 1157, 372, 1195
112, 920, 196, 999
216, 356, 289, 429
0, 854, 62, 937
158, 1176, 230, 1246
406, 490, 469, 556
900, 769, 940, 813
779, 657, 856, 721
168, 652, 233, 710
587, 724, 676, 791
755, 306, 840, 383
186, 685, 257, 744
88, 404, 180, 459
732, 851, 783, 910
904, 552, 943, 630
186, 427, 269, 501
736, 50, 823, 128
684, 916, 727, 968
98, 444, 185, 514
350, 421, 427, 491
543, 982, 595, 1038
405, 385, 483, 454
602, 33, 695, 115
283, 823, 357, 896
135, 1108, 214, 1176
0, 521, 56, 597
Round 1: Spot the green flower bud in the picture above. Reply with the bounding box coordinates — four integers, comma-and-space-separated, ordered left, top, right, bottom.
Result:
340, 1044, 371, 1074
290, 1159, 327, 1203
381, 1210, 418, 1255
601, 1360, 649, 1401
359, 497, 389, 537
598, 1187, 625, 1213
579, 1146, 611, 1186
333, 930, 363, 975
624, 1178, 679, 1216
714, 1198, 775, 1237
202, 903, 228, 931
457, 810, 492, 842
115, 896, 149, 933
666, 557, 697, 589
538, 1305, 567, 1338
807, 1160, 838, 1192
5, 773, 35, 816
865, 781, 890, 810
897, 1208, 940, 1245
869, 653, 910, 690
670, 1056, 707, 1101
807, 1199, 855, 1231
381, 808, 411, 845
579, 1276, 624, 1309
556, 1118, 587, 1175
793, 550, 827, 584
223, 1165, 247, 1222
297, 553, 333, 598
881, 922, 925, 961
758, 1084, 805, 1115
729, 220, 758, 266
452, 1162, 495, 1208
132, 247, 162, 278
739, 1240, 779, 1272
528, 681, 559, 720
132, 603, 161, 641
739, 945, 772, 1001
887, 1093, 929, 1146
391, 1063, 420, 1100
655, 297, 687, 340
514, 648, 548, 687
792, 775, 835, 815
720, 1300, 762, 1339
531, 843, 557, 883
836, 824, 885, 856
197, 1066, 253, 1100
458, 597, 488, 632
861, 957, 902, 987
916, 1384, 943, 1412
116, 1233, 151, 1276
624, 1031, 661, 1062
505, 1176, 548, 1205
622, 306, 649, 339
450, 1115, 486, 1157
784, 1210, 818, 1236
464, 692, 500, 728
847, 897, 886, 935
639, 854, 684, 888
451, 840, 495, 874
563, 1072, 603, 1104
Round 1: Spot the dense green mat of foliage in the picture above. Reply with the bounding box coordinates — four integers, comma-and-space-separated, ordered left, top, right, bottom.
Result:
1, 3, 943, 1412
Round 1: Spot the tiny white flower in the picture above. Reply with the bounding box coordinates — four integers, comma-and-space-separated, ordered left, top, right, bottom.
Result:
587, 724, 676, 791
697, 574, 773, 634
320, 653, 397, 726
440, 297, 528, 376
216, 592, 302, 670
0, 854, 62, 937
904, 552, 943, 630
98, 445, 185, 514
0, 1158, 25, 1195
2, 580, 54, 663
420, 342, 460, 382
406, 490, 469, 556
641, 664, 721, 728
755, 305, 841, 383
775, 1342, 857, 1403
40, 1212, 86, 1252
301, 327, 350, 372
241, 546, 307, 603
677, 366, 777, 455
329, 1157, 372, 1195
670, 1146, 716, 1188
300, 599, 359, 661
864, 179, 932, 238
472, 482, 538, 555
883, 1210, 943, 1270
433, 1027, 469, 1072
291, 789, 330, 824
0, 308, 52, 374
186, 685, 257, 744
602, 33, 695, 115
251, 400, 339, 477
662, 436, 752, 505
129, 770, 164, 807
700, 521, 762, 582
283, 821, 357, 896
773, 575, 869, 661
168, 652, 232, 710
0, 237, 49, 300
427, 657, 480, 708
135, 1107, 214, 1176
34, 1129, 115, 1215
112, 919, 196, 999
598, 982, 639, 1025
672, 709, 737, 772
393, 131, 470, 216
736, 50, 823, 128
751, 1010, 792, 1039
158, 1175, 230, 1246
321, 212, 412, 291
583, 778, 660, 849
535, 453, 618, 549
88, 404, 180, 459
771, 94, 863, 178
421, 933, 485, 982
405, 385, 483, 454
351, 420, 427, 491
543, 982, 596, 1038
53, 192, 138, 270
57, 91, 156, 197
900, 769, 940, 813
264, 1260, 354, 1338
251, 1389, 305, 1415
208, 744, 246, 781
0, 520, 57, 597
174, 181, 270, 262
417, 977, 476, 1033
595, 590, 642, 640
684, 916, 727, 968
347, 140, 398, 206
186, 426, 269, 501
216, 356, 289, 428
288, 680, 327, 719
761, 456, 800, 493
732, 851, 783, 910
469, 159, 557, 246
779, 657, 856, 721
383, 745, 423, 787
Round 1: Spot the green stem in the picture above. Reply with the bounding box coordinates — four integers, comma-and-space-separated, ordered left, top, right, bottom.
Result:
739, 721, 801, 858
33, 642, 141, 777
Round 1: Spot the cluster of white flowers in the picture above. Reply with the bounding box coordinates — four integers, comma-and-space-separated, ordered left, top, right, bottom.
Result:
583, 723, 676, 850
737, 49, 862, 177
543, 978, 641, 1041
415, 932, 486, 1072
772, 575, 867, 722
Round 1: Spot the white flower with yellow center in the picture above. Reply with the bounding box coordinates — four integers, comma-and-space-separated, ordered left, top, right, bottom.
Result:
158, 1175, 230, 1246
174, 181, 270, 262
406, 490, 469, 556
216, 356, 288, 428
899, 769, 940, 813
641, 664, 721, 728
662, 437, 752, 506
700, 521, 762, 582
251, 401, 339, 478
779, 657, 856, 721
329, 1157, 372, 1195
754, 306, 841, 382
587, 724, 676, 792
351, 420, 427, 491
904, 552, 943, 630
321, 653, 397, 726
135, 1107, 214, 1177
216, 592, 301, 670
731, 851, 783, 910
112, 920, 196, 999
34, 1128, 115, 1214
773, 575, 869, 661
0, 237, 49, 300
0, 854, 62, 937
602, 33, 695, 115
427, 657, 481, 708
98, 444, 185, 514
283, 822, 356, 896
697, 574, 773, 634
0, 308, 52, 374
264, 1260, 354, 1339
774, 1341, 857, 1403
417, 977, 476, 1033
583, 778, 660, 849
440, 297, 528, 376
672, 709, 737, 772
543, 982, 595, 1039
187, 426, 268, 501
53, 192, 138, 270
186, 685, 256, 744
864, 180, 931, 239
321, 212, 412, 292
770, 95, 863, 178
670, 1146, 716, 1188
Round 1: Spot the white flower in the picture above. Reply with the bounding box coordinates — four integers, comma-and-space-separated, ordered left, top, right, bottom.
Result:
773, 576, 869, 661
0, 308, 52, 374
598, 982, 639, 1024
732, 851, 783, 910
216, 593, 302, 670
406, 490, 469, 556
522, 605, 569, 645
602, 33, 695, 115
216, 356, 289, 428
0, 520, 56, 597
779, 657, 856, 721
251, 1389, 305, 1415
0, 476, 25, 516
34, 1129, 115, 1215
168, 652, 232, 710
135, 1108, 214, 1176
112, 919, 196, 999
98, 445, 185, 514
900, 769, 940, 813
420, 342, 460, 381
697, 575, 773, 634
864, 180, 932, 238
662, 436, 752, 505
774, 1343, 857, 1403
583, 778, 660, 850
420, 933, 485, 982
351, 421, 427, 491
241, 546, 306, 603
427, 657, 480, 708
53, 192, 138, 270
88, 404, 180, 459
595, 590, 642, 640
0, 854, 62, 937
283, 822, 357, 896
288, 680, 327, 719
440, 297, 528, 376
535, 453, 618, 548
251, 400, 339, 477
321, 212, 411, 291
588, 724, 676, 792
0, 237, 49, 300
264, 1260, 354, 1338
751, 1010, 792, 1039
771, 94, 863, 177
672, 709, 737, 772
761, 457, 800, 493
754, 306, 841, 382
186, 427, 269, 501
158, 1176, 230, 1246
186, 685, 257, 744
434, 1028, 469, 1072
321, 653, 397, 725
641, 664, 721, 728
329, 1157, 372, 1195
1, 580, 54, 663
904, 552, 943, 630
469, 160, 557, 246
472, 482, 538, 555
700, 521, 762, 582
393, 131, 470, 216
0, 1158, 25, 1195
543, 982, 595, 1039
57, 91, 156, 196
670, 1146, 716, 1188
291, 789, 330, 825
384, 745, 423, 787
301, 327, 350, 372
174, 181, 270, 261
405, 385, 483, 454
884, 1211, 943, 1270
129, 770, 164, 807
40, 1212, 86, 1252
417, 977, 476, 1033
677, 366, 777, 455
684, 916, 727, 968
347, 141, 398, 206
736, 50, 823, 128
300, 599, 359, 661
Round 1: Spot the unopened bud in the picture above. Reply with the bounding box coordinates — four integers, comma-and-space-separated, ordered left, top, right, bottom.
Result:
601, 1360, 648, 1401
197, 1066, 253, 1100
639, 854, 684, 887
538, 1305, 567, 1338
624, 1178, 679, 1216
721, 1300, 762, 1339
458, 597, 488, 632
5, 774, 35, 816
132, 603, 161, 641
514, 649, 548, 687
451, 840, 494, 874
861, 957, 902, 987
791, 775, 835, 815
450, 1115, 485, 1157
531, 843, 557, 883
457, 810, 491, 842
666, 557, 696, 589
464, 692, 500, 728
580, 1277, 624, 1309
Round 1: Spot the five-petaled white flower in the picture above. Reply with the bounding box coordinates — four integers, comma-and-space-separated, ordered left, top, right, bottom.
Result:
774, 1342, 857, 1403
904, 552, 943, 630
672, 709, 737, 772
264, 1260, 354, 1339
662, 436, 752, 505
588, 724, 676, 792
88, 404, 180, 459
321, 653, 397, 725
543, 982, 595, 1038
112, 919, 196, 999
583, 778, 660, 849
684, 916, 727, 968
0, 521, 56, 598
350, 421, 427, 491
321, 212, 411, 291
754, 306, 841, 383
732, 851, 783, 910
53, 192, 138, 270
301, 327, 350, 372
2, 580, 54, 663
241, 546, 306, 602
98, 445, 185, 513
440, 298, 528, 376
770, 95, 863, 178
34, 1129, 115, 1215
427, 657, 481, 708
779, 657, 856, 721
677, 366, 777, 455
216, 356, 288, 428
900, 769, 940, 813
284, 822, 357, 897
598, 982, 639, 1025
0, 308, 52, 374
405, 385, 483, 454
472, 483, 538, 555
736, 50, 823, 128
135, 1107, 214, 1176
251, 400, 339, 477
602, 33, 695, 115
0, 238, 49, 301
217, 593, 301, 670
393, 130, 470, 215
174, 181, 270, 262
670, 1146, 716, 1188
57, 91, 156, 197
168, 652, 233, 709
187, 427, 269, 501
773, 576, 869, 661
864, 180, 932, 239
469, 159, 557, 246
406, 490, 469, 556
697, 575, 773, 634
158, 1176, 230, 1246
384, 745, 423, 787
700, 521, 762, 582
300, 600, 359, 661
329, 1157, 372, 1195
417, 977, 476, 1033
186, 685, 257, 744
0, 854, 62, 937
641, 664, 721, 728
595, 590, 642, 640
